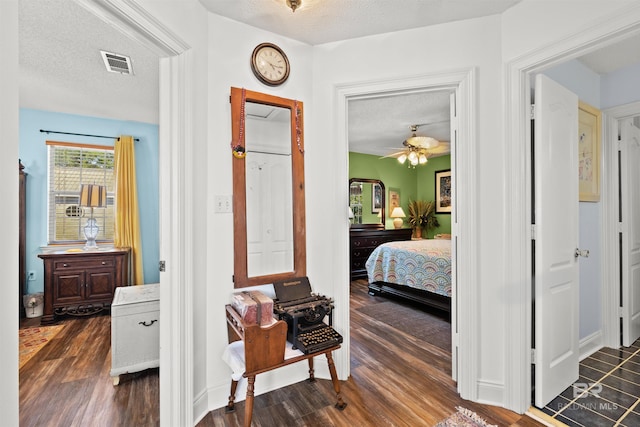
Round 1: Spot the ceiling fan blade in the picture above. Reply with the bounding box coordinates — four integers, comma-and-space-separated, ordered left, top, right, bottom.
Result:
425, 141, 451, 155
379, 150, 405, 159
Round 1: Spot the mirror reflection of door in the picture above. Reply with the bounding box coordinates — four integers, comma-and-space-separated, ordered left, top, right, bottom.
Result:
245, 102, 294, 277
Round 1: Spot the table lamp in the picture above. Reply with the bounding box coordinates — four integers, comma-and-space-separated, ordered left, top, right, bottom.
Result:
390, 207, 406, 229
79, 184, 107, 250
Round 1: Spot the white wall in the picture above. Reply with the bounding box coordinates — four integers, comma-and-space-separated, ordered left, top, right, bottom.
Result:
200, 14, 316, 416
502, 0, 640, 63
313, 15, 505, 402
0, 1, 20, 425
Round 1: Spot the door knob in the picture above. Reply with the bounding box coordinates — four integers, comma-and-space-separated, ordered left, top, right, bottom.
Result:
575, 248, 590, 258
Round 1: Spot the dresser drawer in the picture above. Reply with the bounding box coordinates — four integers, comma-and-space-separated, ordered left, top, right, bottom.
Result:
350, 248, 371, 259
351, 237, 385, 249
53, 257, 115, 271
350, 228, 412, 280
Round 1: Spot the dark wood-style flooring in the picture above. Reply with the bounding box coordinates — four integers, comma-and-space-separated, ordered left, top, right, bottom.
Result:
19, 281, 545, 426
198, 280, 545, 426
19, 313, 159, 427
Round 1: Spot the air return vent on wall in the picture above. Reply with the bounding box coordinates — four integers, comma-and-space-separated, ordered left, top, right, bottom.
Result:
100, 50, 133, 75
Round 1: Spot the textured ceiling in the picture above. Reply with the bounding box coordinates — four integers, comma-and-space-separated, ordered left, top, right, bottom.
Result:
17, 0, 640, 157
198, 0, 522, 45
348, 91, 452, 157
19, 0, 160, 124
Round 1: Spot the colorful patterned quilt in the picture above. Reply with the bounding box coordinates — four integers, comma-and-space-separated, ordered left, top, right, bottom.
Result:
365, 239, 452, 297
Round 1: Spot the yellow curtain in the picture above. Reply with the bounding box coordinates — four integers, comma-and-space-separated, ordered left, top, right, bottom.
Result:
114, 136, 144, 285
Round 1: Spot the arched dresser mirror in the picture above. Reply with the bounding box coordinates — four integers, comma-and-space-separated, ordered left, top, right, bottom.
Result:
230, 87, 306, 288
349, 178, 385, 229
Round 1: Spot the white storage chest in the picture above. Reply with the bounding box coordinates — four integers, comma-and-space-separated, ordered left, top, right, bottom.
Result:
110, 283, 160, 385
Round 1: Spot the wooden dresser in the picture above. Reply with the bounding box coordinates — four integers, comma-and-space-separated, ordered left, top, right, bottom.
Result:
38, 248, 130, 324
350, 228, 413, 280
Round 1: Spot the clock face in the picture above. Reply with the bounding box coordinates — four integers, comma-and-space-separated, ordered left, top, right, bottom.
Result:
251, 43, 290, 86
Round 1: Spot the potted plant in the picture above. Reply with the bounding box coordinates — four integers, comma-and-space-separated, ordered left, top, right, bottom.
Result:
407, 199, 439, 239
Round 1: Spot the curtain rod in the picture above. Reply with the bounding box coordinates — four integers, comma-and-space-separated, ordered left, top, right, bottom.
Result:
40, 129, 140, 142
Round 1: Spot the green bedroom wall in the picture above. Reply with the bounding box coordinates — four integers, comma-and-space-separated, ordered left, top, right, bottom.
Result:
348, 152, 451, 237
417, 155, 452, 238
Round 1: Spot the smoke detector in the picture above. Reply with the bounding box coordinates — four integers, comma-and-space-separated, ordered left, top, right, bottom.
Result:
100, 50, 133, 75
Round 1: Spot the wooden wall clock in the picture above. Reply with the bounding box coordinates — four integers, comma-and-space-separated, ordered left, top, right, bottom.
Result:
250, 43, 290, 86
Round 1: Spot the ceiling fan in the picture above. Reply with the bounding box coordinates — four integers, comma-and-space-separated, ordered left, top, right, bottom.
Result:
382, 123, 450, 167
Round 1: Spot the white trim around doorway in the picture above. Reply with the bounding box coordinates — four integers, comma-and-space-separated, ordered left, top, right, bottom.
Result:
602, 101, 640, 350
334, 67, 478, 399
79, 1, 194, 425
504, 7, 640, 415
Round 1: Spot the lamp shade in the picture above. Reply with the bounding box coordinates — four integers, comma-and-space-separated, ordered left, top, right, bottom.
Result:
390, 207, 406, 229
348, 206, 355, 219
79, 184, 107, 208
390, 207, 406, 218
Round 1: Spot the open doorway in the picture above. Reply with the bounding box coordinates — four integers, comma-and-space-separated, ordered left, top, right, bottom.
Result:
14, 0, 193, 424
515, 18, 640, 421
346, 88, 455, 360
336, 67, 476, 396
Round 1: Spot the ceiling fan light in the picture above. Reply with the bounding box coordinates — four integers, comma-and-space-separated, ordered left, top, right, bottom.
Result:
406, 135, 439, 149
410, 156, 419, 166
408, 151, 418, 163
286, 0, 301, 12
397, 154, 407, 163
419, 154, 428, 164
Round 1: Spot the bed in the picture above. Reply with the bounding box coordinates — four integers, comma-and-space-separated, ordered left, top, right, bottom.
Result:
365, 238, 452, 313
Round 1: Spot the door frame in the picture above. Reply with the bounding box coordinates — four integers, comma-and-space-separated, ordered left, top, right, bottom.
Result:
335, 67, 477, 398
75, 1, 194, 425
504, 8, 640, 414
602, 102, 640, 349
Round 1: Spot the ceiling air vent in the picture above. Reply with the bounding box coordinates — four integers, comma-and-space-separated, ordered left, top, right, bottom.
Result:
100, 50, 133, 75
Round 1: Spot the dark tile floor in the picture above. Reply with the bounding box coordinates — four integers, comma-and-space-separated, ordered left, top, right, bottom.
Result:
541, 339, 640, 426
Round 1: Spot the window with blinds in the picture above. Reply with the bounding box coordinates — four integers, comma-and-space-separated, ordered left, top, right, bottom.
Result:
47, 141, 115, 244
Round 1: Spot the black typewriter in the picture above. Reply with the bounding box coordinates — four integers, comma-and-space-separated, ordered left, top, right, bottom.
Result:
273, 276, 343, 354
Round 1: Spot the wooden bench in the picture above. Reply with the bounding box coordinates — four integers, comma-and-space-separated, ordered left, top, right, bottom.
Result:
224, 305, 347, 426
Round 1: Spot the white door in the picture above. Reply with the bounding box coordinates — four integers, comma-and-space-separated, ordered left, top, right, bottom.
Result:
533, 74, 580, 408
246, 152, 293, 276
621, 120, 640, 347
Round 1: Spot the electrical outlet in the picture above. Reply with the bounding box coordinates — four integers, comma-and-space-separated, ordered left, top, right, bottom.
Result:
214, 195, 232, 213
28, 271, 36, 281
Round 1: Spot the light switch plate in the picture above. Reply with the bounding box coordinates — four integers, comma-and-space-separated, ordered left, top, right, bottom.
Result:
214, 195, 232, 213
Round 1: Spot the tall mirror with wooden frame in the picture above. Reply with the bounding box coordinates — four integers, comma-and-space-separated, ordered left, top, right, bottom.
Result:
230, 87, 306, 288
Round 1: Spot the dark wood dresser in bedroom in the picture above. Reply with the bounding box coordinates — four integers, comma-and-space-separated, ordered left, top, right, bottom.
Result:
350, 228, 412, 280
38, 248, 130, 324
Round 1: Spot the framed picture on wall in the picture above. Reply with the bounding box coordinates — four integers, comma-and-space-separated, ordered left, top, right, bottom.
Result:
578, 101, 601, 202
389, 188, 400, 210
372, 182, 382, 214
435, 169, 452, 214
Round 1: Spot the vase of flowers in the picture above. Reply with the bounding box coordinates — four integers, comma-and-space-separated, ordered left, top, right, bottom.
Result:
407, 199, 439, 239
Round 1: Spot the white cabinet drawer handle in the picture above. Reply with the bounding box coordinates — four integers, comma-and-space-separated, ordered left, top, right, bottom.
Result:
139, 319, 158, 327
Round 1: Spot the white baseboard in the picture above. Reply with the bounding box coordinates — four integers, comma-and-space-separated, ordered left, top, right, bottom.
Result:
579, 330, 603, 361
